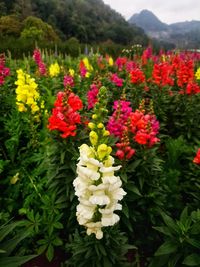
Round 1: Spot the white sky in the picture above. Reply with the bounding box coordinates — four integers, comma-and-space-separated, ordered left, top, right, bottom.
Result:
103, 0, 200, 24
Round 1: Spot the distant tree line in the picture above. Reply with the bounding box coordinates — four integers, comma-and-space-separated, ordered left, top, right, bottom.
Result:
0, 0, 149, 44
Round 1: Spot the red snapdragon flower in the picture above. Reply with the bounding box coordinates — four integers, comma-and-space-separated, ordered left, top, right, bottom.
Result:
115, 140, 136, 160
185, 82, 200, 95
63, 75, 74, 88
193, 149, 200, 165
130, 68, 146, 84
115, 57, 127, 71
79, 60, 87, 78
176, 59, 194, 88
152, 62, 174, 87
87, 83, 99, 109
33, 49, 46, 76
48, 91, 83, 138
110, 73, 124, 87
129, 109, 160, 147
0, 54, 10, 86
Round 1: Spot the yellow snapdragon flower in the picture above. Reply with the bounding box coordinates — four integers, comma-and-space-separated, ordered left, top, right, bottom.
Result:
83, 57, 93, 72
195, 67, 200, 80
15, 69, 40, 114
69, 68, 75, 77
108, 57, 114, 66
49, 62, 60, 77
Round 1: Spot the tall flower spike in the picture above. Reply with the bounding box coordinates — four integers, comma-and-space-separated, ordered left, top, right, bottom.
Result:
73, 86, 126, 239
0, 54, 10, 86
48, 90, 83, 138
15, 69, 40, 115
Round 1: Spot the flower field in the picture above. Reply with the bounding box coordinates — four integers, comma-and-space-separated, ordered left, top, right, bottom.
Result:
0, 47, 200, 267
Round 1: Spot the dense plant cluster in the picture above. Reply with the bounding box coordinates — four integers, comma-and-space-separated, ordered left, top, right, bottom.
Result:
0, 47, 200, 267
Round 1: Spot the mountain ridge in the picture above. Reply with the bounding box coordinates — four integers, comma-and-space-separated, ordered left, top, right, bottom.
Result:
128, 9, 200, 49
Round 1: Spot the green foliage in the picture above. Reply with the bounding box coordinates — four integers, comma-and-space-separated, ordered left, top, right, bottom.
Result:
150, 208, 200, 267
0, 15, 22, 37
22, 16, 59, 42
0, 220, 37, 267
65, 228, 136, 267
0, 0, 149, 45
1, 48, 200, 266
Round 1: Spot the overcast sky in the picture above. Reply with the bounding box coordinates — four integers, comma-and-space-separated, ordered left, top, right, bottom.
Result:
103, 0, 200, 24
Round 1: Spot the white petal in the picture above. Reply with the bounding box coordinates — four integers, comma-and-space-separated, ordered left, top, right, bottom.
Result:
101, 213, 120, 226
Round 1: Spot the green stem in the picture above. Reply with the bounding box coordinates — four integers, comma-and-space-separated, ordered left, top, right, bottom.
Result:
23, 168, 42, 199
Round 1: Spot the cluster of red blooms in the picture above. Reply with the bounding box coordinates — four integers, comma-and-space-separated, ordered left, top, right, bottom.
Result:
115, 57, 127, 71
130, 68, 146, 85
108, 99, 160, 160
193, 149, 200, 165
184, 82, 200, 94
176, 59, 194, 88
48, 90, 83, 138
129, 107, 160, 147
110, 73, 124, 87
152, 62, 174, 87
0, 54, 10, 86
170, 56, 200, 94
115, 128, 136, 160
33, 49, 46, 76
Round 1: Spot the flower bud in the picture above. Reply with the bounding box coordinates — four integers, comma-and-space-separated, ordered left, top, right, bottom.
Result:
88, 122, 96, 129
89, 131, 98, 146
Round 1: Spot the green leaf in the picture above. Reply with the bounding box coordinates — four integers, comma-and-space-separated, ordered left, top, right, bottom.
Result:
127, 159, 142, 172
0, 221, 26, 242
168, 253, 182, 267
149, 254, 170, 267
180, 207, 188, 224
37, 244, 47, 255
122, 202, 129, 218
120, 172, 128, 183
0, 255, 37, 267
1, 228, 31, 256
190, 223, 200, 235
46, 244, 54, 262
53, 222, 63, 229
126, 183, 142, 196
160, 212, 179, 234
183, 254, 200, 266
186, 238, 200, 249
155, 241, 178, 256
98, 244, 107, 256
52, 237, 63, 246
153, 226, 173, 237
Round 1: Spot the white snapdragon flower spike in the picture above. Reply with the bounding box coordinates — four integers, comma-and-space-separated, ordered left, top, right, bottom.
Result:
73, 144, 126, 239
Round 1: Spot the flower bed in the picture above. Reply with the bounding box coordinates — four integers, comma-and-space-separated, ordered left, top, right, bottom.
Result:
0, 47, 200, 266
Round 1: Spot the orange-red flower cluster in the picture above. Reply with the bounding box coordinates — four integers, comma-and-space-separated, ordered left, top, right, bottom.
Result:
152, 62, 174, 87
193, 149, 200, 165
129, 109, 160, 147
48, 90, 83, 138
130, 68, 145, 85
176, 59, 194, 88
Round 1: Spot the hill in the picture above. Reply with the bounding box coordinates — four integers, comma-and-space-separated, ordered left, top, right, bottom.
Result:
129, 9, 200, 49
0, 0, 148, 45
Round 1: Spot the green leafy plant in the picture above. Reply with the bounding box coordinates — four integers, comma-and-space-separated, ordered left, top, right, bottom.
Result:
0, 220, 37, 267
150, 207, 200, 267
65, 228, 136, 267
